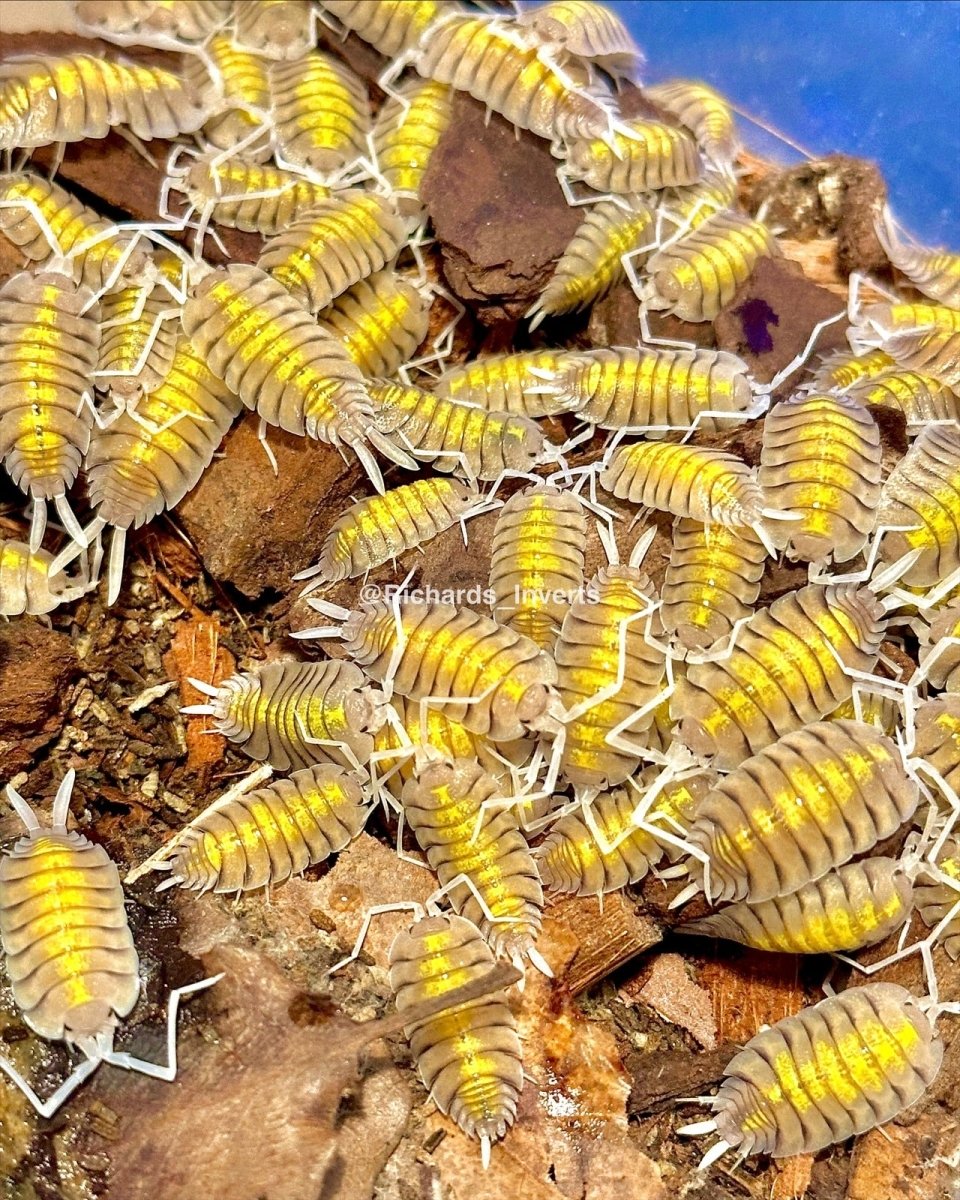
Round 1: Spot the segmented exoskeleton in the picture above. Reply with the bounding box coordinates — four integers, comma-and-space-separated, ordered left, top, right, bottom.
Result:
234, 0, 316, 60
915, 835, 960, 960
432, 350, 574, 419
656, 169, 738, 237
681, 984, 943, 1163
643, 80, 738, 167
758, 392, 882, 564
550, 346, 757, 433
527, 197, 656, 328
83, 334, 243, 603
564, 120, 702, 194
182, 659, 386, 773
372, 695, 530, 800
874, 204, 960, 310
489, 484, 588, 650
849, 302, 960, 389
165, 151, 332, 237
642, 208, 780, 322
96, 273, 182, 406
914, 696, 960, 795
0, 269, 100, 549
554, 561, 668, 790
875, 425, 960, 587
297, 477, 478, 586
402, 758, 544, 965
0, 171, 150, 293
304, 596, 559, 742
671, 583, 888, 769
181, 264, 402, 489
318, 0, 443, 58
269, 52, 370, 175
918, 600, 960, 691
0, 53, 212, 150
371, 78, 453, 217
599, 442, 765, 528
0, 772, 219, 1118
676, 858, 915, 953
368, 378, 551, 480
536, 770, 715, 896
389, 911, 523, 1165
257, 190, 409, 314
75, 0, 231, 47
316, 270, 431, 379
808, 347, 897, 393
184, 35, 273, 161
517, 0, 642, 82
0, 540, 94, 617
678, 720, 918, 904
843, 369, 960, 429
415, 14, 619, 144
148, 764, 369, 895
660, 518, 767, 653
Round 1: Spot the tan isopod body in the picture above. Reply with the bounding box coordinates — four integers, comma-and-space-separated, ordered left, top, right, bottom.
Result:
389, 911, 523, 1164
401, 758, 544, 964
257, 190, 409, 314
685, 984, 943, 1163
875, 204, 960, 310
0, 171, 150, 293
368, 377, 551, 481
488, 485, 588, 650
0, 540, 93, 617
299, 477, 478, 585
599, 441, 765, 528
849, 302, 960, 389
528, 198, 657, 327
643, 79, 738, 166
844, 369, 960, 428
184, 34, 273, 160
371, 78, 453, 216
550, 345, 756, 433
914, 695, 960, 795
676, 857, 915, 953
915, 835, 960, 960
681, 720, 918, 903
96, 277, 182, 404
758, 392, 883, 564
319, 0, 443, 59
565, 119, 703, 195
184, 659, 386, 773
0, 53, 211, 150
75, 0, 231, 45
318, 597, 559, 742
316, 270, 431, 379
643, 208, 780, 322
432, 350, 575, 419
875, 424, 960, 587
269, 51, 370, 174
918, 599, 960, 690
672, 583, 888, 770
149, 764, 369, 895
517, 0, 642, 81
660, 518, 767, 652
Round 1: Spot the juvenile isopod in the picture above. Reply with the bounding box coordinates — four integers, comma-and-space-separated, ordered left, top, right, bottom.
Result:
0, 539, 95, 617
432, 350, 576, 419
145, 764, 370, 895
234, 0, 316, 61
643, 79, 738, 167
671, 583, 889, 769
370, 78, 453, 217
563, 119, 702, 195
182, 659, 387, 773
679, 983, 944, 1163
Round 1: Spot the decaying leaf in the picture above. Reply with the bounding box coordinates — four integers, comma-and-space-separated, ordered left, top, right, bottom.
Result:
163, 616, 236, 772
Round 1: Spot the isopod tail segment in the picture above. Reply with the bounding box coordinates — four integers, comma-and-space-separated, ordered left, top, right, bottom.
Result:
553, 163, 639, 214
0, 773, 224, 1118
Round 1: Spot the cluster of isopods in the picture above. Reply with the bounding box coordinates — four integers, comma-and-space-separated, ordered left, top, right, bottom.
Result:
1, 0, 960, 1180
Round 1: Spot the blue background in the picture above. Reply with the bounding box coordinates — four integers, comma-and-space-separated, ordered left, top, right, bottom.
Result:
608, 0, 959, 248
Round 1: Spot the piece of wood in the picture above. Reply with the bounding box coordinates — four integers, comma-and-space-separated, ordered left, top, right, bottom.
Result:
547, 892, 662, 996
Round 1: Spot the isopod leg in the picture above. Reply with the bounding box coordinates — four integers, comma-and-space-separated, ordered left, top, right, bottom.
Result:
0, 1052, 101, 1119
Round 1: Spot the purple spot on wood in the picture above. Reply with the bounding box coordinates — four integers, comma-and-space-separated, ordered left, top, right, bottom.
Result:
735, 298, 779, 355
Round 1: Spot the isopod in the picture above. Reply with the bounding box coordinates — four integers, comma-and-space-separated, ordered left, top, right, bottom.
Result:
257, 190, 409, 314
269, 51, 370, 175
843, 368, 960, 429
0, 539, 95, 617
915, 835, 960, 960
517, 0, 642, 82
147, 764, 369, 895
432, 350, 575, 419
808, 347, 897, 393
75, 0, 231, 47
318, 0, 443, 59
297, 477, 478, 587
643, 79, 738, 167
234, 0, 316, 61
660, 518, 767, 653
315, 269, 431, 379
95, 272, 182, 406
488, 484, 588, 650
184, 34, 273, 161
368, 377, 552, 480
563, 119, 702, 195
642, 208, 780, 322
849, 301, 960, 389
914, 695, 960, 795
182, 659, 387, 773
757, 392, 882, 564
370, 77, 453, 217
677, 720, 918, 904
389, 910, 523, 1165
679, 983, 943, 1163
402, 758, 545, 966
874, 203, 960, 310
676, 857, 915, 953
0, 269, 100, 549
671, 583, 888, 769
918, 599, 960, 691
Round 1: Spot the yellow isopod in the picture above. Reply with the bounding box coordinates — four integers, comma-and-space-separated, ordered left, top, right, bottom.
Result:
268, 51, 370, 175
874, 203, 960, 310
184, 34, 273, 160
371, 78, 453, 217
643, 79, 738, 167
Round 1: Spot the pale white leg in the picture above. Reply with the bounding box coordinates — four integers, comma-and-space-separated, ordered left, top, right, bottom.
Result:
103, 974, 225, 1081
0, 1052, 101, 1119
